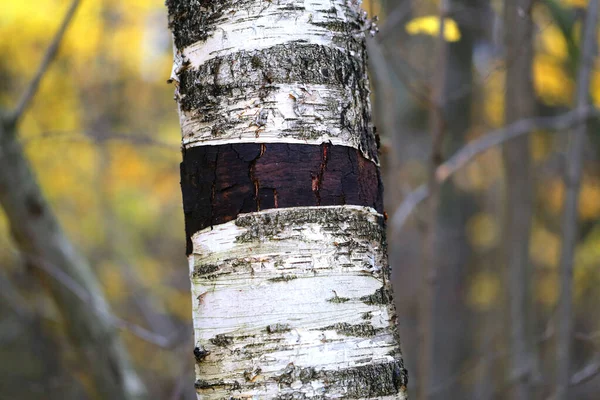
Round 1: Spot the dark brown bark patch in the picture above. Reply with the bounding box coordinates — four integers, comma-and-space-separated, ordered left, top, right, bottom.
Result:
181, 143, 383, 254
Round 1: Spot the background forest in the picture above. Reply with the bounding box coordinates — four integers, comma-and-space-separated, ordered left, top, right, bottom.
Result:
1, 0, 599, 399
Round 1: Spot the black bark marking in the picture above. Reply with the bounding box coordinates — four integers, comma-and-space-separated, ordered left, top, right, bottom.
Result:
272, 360, 408, 398
181, 144, 383, 254
209, 334, 233, 347
360, 286, 392, 305
193, 346, 209, 363
166, 0, 239, 48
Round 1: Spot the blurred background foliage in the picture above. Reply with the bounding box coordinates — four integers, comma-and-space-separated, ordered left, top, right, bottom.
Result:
0, 1, 190, 398
1, 0, 600, 399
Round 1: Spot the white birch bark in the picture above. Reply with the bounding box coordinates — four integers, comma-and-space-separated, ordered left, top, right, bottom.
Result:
167, 0, 407, 398
190, 206, 405, 398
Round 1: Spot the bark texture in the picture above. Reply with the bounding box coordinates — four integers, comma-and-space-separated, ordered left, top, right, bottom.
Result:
167, 0, 407, 398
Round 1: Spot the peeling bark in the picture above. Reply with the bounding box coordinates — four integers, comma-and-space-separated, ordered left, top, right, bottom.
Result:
167, 0, 407, 398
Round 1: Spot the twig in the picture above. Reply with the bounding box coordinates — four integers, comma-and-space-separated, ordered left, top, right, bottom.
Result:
26, 253, 186, 348
377, 0, 412, 40
417, 4, 450, 400
556, 2, 599, 399
391, 107, 600, 231
9, 0, 81, 125
570, 357, 600, 386
21, 129, 179, 150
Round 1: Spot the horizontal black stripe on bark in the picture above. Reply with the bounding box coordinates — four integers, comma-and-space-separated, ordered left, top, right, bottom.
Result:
181, 143, 383, 254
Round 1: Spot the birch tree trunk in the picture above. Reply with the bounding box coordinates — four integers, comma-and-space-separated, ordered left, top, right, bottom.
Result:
166, 1, 408, 398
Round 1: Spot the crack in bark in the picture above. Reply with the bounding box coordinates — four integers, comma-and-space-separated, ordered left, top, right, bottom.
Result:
312, 143, 330, 205
248, 143, 266, 211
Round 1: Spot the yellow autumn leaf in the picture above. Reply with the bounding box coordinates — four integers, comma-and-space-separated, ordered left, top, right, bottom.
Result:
537, 24, 569, 61
530, 225, 561, 268
541, 175, 600, 220
591, 70, 600, 108
405, 16, 461, 42
467, 271, 500, 311
537, 273, 559, 306
533, 55, 573, 105
561, 0, 588, 7
531, 130, 552, 162
99, 261, 127, 302
483, 69, 505, 127
579, 178, 600, 220
466, 212, 500, 251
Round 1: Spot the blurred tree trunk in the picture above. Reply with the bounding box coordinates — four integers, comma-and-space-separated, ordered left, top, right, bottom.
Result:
0, 118, 145, 399
502, 0, 537, 399
429, 1, 489, 398
166, 0, 408, 398
556, 2, 599, 399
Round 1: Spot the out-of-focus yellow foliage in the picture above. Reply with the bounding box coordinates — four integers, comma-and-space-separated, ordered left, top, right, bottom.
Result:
533, 55, 573, 105
99, 260, 127, 302
466, 212, 500, 251
0, 1, 185, 389
560, 0, 588, 7
579, 177, 600, 220
164, 288, 194, 321
574, 226, 600, 300
591, 70, 600, 107
483, 69, 505, 127
542, 176, 600, 220
453, 130, 503, 192
537, 272, 559, 306
530, 225, 561, 268
543, 178, 565, 215
467, 271, 500, 311
531, 131, 553, 162
405, 16, 461, 42
538, 24, 569, 61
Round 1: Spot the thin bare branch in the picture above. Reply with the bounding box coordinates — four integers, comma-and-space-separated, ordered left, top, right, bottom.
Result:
27, 253, 185, 348
21, 129, 179, 150
392, 107, 600, 231
570, 357, 600, 386
556, 2, 599, 399
9, 0, 81, 126
417, 3, 450, 400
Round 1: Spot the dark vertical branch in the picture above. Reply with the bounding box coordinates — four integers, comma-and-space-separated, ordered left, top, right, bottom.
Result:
502, 1, 537, 398
0, 118, 146, 400
8, 0, 81, 126
418, 2, 450, 399
0, 1, 145, 397
556, 1, 599, 398
430, 1, 489, 399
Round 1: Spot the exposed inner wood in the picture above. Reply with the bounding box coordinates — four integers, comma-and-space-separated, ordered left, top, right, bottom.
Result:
181, 143, 384, 254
